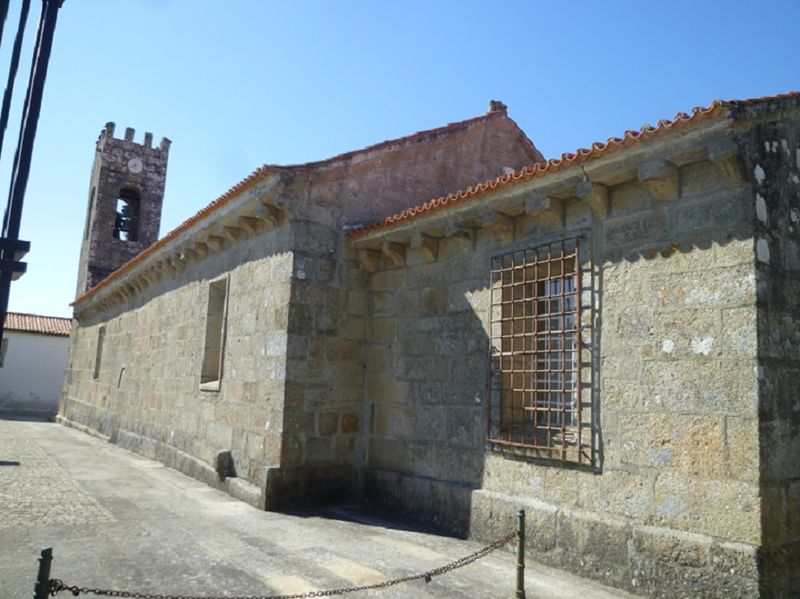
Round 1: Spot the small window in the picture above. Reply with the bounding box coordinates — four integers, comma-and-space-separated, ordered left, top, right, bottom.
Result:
0, 338, 8, 367
84, 186, 95, 240
488, 238, 591, 463
200, 277, 229, 390
113, 188, 140, 241
93, 326, 105, 380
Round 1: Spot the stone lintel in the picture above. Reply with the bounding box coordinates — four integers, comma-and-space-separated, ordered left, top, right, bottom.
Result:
357, 248, 381, 272
410, 231, 438, 262
576, 181, 609, 219
708, 139, 746, 184
638, 158, 679, 200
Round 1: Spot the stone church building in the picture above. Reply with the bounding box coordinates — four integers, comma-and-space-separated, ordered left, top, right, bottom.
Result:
60, 93, 799, 597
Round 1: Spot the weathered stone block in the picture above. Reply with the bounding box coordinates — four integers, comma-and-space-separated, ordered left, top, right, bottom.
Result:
656, 308, 719, 359
420, 286, 447, 316
610, 180, 650, 214
639, 358, 758, 415
619, 413, 724, 477
632, 525, 710, 567
556, 509, 631, 587
652, 471, 760, 543
577, 469, 654, 520
370, 269, 405, 291
318, 412, 339, 436
341, 413, 359, 433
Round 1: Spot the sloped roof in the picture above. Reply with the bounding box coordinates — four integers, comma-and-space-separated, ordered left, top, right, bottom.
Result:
349, 91, 800, 237
73, 108, 528, 307
4, 312, 72, 336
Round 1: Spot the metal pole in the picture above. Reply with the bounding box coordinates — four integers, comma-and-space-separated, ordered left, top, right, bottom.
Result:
32, 547, 52, 599
515, 509, 526, 599
0, 0, 32, 166
0, 0, 64, 347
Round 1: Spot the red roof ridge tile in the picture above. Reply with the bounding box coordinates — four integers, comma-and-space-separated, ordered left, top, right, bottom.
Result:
72, 108, 524, 308
72, 164, 281, 306
349, 92, 800, 238
71, 91, 800, 308
269, 109, 523, 172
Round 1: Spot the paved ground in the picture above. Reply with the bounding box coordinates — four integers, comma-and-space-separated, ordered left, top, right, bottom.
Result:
0, 419, 635, 598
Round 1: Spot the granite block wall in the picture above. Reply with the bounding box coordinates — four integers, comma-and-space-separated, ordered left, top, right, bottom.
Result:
358, 146, 764, 597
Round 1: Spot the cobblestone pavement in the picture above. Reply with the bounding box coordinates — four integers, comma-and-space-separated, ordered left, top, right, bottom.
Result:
0, 419, 635, 598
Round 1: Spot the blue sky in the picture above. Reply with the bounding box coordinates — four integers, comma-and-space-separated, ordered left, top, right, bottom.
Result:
2, 0, 798, 317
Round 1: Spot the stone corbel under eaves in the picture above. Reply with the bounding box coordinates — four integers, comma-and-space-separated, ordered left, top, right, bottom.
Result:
72, 179, 289, 321
637, 158, 679, 200
708, 138, 746, 185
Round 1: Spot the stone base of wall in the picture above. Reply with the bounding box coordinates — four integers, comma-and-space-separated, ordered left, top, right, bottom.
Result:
361, 467, 474, 537
469, 489, 761, 598
1, 406, 56, 421
57, 415, 264, 509
761, 540, 800, 598
264, 464, 351, 510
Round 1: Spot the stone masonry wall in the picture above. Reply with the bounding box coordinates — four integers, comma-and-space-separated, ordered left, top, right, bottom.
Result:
290, 110, 542, 226
61, 226, 293, 508
742, 109, 800, 596
358, 143, 763, 597
264, 208, 367, 508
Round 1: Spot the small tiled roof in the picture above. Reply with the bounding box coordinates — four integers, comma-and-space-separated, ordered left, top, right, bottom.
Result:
349, 91, 800, 237
4, 312, 72, 336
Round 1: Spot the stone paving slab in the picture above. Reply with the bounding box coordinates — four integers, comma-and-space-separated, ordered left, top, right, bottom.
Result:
0, 419, 636, 598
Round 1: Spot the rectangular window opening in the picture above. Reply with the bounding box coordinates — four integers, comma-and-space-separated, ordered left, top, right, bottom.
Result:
200, 276, 229, 390
93, 326, 105, 381
488, 237, 591, 464
113, 189, 140, 241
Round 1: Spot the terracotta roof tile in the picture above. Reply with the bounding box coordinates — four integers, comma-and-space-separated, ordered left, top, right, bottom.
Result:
71, 164, 280, 306
349, 91, 800, 237
72, 91, 800, 308
72, 109, 521, 307
4, 312, 72, 336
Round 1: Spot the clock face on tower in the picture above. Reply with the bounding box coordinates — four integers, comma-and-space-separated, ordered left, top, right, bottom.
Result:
127, 157, 143, 174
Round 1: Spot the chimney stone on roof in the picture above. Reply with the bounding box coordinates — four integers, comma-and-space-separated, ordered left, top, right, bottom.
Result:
488, 99, 508, 114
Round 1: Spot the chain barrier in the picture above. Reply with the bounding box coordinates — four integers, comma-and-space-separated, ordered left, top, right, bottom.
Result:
47, 530, 518, 598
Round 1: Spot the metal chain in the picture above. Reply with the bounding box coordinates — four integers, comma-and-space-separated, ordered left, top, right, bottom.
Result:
48, 530, 516, 598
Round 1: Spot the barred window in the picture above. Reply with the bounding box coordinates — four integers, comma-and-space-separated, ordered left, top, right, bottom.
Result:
488, 238, 591, 463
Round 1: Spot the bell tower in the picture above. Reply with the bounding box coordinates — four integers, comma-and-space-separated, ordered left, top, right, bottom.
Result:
76, 123, 170, 296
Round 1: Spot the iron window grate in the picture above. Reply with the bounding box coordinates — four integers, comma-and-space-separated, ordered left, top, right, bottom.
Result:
488, 237, 591, 463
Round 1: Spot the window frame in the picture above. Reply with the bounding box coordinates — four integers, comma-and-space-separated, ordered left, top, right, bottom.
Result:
93, 325, 105, 381
200, 275, 229, 391
487, 236, 592, 464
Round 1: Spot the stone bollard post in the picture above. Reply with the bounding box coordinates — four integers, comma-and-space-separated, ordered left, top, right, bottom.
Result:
32, 547, 52, 599
515, 509, 526, 598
